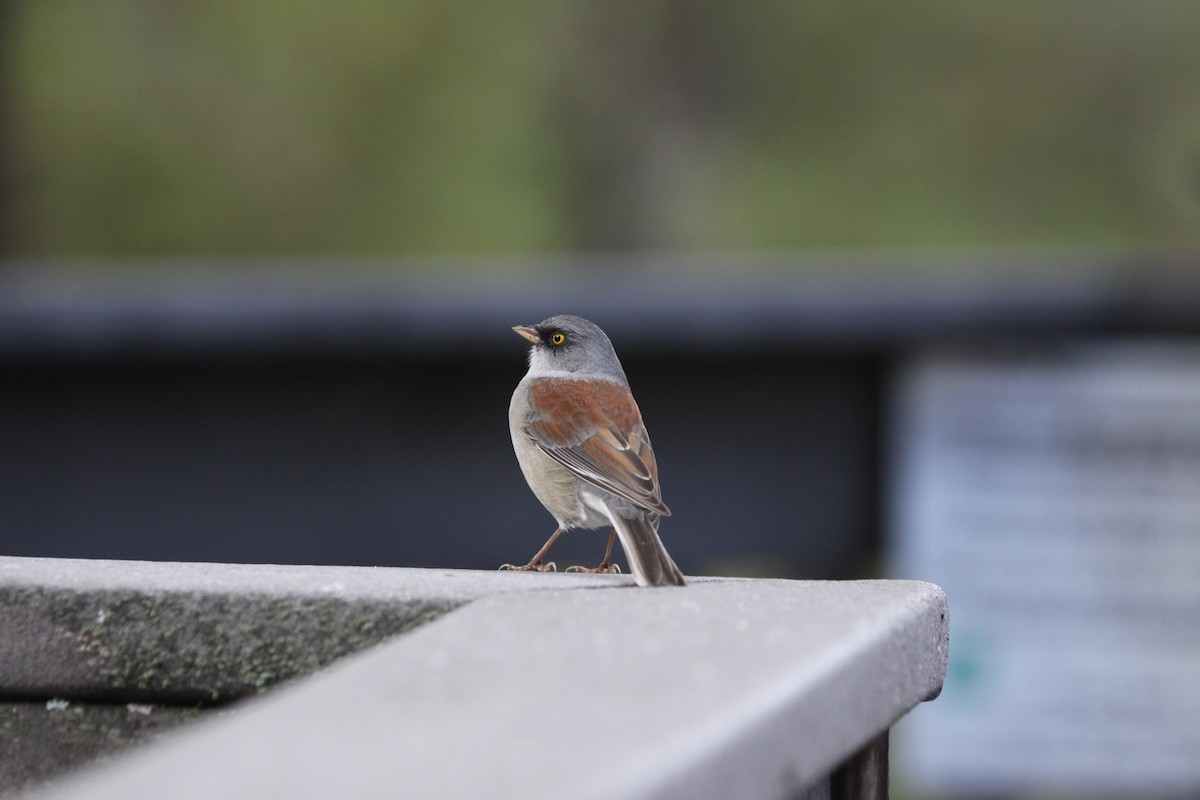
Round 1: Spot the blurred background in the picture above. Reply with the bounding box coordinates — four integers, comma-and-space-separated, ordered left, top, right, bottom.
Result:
1, 1, 1199, 798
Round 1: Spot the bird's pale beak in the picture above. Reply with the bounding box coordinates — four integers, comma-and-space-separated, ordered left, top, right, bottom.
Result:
512, 325, 541, 345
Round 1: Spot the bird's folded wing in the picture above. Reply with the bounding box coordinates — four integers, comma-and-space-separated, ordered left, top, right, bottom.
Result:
535, 425, 670, 516
524, 378, 670, 516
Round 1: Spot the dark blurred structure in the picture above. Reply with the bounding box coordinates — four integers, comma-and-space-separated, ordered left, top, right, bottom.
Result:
0, 259, 867, 577
1, 253, 1196, 580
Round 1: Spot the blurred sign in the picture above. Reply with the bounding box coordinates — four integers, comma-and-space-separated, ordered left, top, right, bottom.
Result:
892, 345, 1200, 797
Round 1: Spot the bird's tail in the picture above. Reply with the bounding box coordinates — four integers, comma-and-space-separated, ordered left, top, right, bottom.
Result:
612, 515, 686, 587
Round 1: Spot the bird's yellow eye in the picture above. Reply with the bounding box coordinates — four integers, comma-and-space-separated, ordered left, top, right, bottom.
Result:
549, 331, 566, 346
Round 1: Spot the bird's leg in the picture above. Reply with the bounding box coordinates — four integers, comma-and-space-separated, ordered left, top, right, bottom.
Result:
566, 527, 622, 574
499, 527, 563, 573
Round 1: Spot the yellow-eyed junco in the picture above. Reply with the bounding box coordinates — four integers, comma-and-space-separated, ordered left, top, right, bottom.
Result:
502, 315, 686, 587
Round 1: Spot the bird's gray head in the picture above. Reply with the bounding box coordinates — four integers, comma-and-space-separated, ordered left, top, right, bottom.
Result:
512, 315, 629, 384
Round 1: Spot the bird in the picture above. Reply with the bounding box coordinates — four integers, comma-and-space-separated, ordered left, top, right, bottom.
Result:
503, 315, 686, 587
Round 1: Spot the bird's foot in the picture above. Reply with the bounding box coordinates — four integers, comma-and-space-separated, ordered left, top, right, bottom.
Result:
499, 560, 557, 573
565, 562, 622, 575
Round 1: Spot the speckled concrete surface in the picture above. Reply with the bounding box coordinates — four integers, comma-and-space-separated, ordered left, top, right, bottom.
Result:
9, 562, 947, 800
0, 556, 624, 703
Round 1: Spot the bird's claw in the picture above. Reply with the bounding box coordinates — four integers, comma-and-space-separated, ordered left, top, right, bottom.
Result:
499, 561, 557, 573
565, 562, 622, 574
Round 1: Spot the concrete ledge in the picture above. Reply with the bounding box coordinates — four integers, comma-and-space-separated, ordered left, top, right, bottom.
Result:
0, 556, 621, 704
11, 565, 948, 800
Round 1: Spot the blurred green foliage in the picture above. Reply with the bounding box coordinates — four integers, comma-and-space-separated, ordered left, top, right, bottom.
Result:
6, 1, 1200, 257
